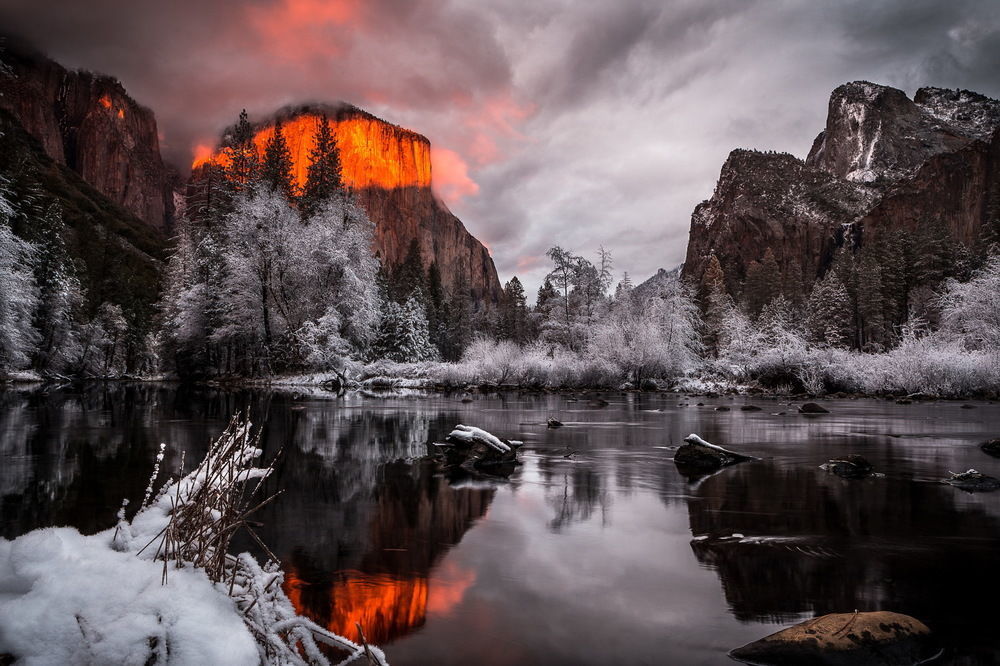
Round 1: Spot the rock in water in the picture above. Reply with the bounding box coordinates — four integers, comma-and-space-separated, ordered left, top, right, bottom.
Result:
981, 439, 1000, 458
730, 611, 937, 665
435, 425, 522, 475
821, 454, 876, 479
588, 398, 609, 408
674, 434, 757, 475
799, 402, 830, 414
547, 417, 563, 429
944, 469, 1000, 492
740, 405, 762, 412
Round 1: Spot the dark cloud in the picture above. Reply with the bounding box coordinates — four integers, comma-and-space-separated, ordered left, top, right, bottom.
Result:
2, 0, 999, 295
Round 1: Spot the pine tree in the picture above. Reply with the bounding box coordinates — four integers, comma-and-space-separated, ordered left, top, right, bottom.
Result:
743, 247, 781, 317
442, 277, 473, 360
498, 276, 528, 342
392, 239, 426, 303
805, 272, 852, 347
25, 203, 83, 371
260, 119, 295, 200
226, 109, 259, 191
425, 261, 446, 352
913, 217, 954, 286
301, 114, 343, 216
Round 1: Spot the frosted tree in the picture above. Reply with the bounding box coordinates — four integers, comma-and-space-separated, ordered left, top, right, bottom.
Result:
0, 187, 38, 373
588, 275, 701, 385
938, 254, 1000, 351
542, 246, 613, 351
26, 203, 84, 372
372, 295, 436, 362
805, 271, 852, 347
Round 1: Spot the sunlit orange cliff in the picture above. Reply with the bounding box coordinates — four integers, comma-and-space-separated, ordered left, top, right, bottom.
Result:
193, 104, 500, 300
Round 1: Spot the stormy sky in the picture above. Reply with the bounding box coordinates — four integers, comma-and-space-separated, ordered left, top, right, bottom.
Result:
3, 0, 999, 293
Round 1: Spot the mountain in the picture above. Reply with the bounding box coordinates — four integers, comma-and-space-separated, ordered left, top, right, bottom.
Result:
0, 39, 177, 231
683, 81, 1000, 297
0, 106, 165, 335
195, 104, 502, 301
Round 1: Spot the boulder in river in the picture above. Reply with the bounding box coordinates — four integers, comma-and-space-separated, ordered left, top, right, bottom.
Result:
799, 402, 830, 414
435, 425, 523, 474
674, 434, 758, 475
820, 454, 877, 480
740, 405, 762, 412
729, 611, 938, 665
943, 469, 1000, 492
547, 417, 564, 429
981, 439, 1000, 458
588, 398, 610, 408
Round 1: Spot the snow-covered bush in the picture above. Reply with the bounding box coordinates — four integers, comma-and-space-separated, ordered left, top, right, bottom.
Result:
0, 417, 388, 665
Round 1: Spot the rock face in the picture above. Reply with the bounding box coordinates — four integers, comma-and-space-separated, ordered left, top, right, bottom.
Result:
730, 611, 937, 665
683, 81, 1000, 295
196, 105, 502, 301
0, 41, 176, 231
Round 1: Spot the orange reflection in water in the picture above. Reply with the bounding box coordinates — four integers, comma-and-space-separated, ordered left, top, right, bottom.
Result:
194, 113, 432, 192
284, 560, 474, 644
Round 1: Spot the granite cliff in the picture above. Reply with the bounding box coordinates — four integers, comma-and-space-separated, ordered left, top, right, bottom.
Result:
195, 105, 502, 301
683, 81, 1000, 298
0, 41, 176, 231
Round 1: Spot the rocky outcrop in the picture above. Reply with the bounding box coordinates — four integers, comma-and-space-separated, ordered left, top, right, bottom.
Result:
683, 81, 1000, 295
0, 40, 176, 231
195, 105, 502, 301
730, 611, 938, 665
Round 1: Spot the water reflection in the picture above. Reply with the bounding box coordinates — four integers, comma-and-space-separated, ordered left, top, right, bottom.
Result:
3, 386, 1000, 664
276, 460, 492, 643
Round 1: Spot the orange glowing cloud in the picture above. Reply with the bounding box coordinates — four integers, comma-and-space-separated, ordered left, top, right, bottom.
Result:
431, 147, 479, 205
247, 0, 362, 61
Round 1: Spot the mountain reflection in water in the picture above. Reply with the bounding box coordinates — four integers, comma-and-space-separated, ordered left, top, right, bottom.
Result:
2, 384, 1000, 664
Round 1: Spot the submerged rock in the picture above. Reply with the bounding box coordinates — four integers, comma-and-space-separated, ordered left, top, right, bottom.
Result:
588, 398, 610, 408
730, 611, 937, 665
715, 406, 731, 412
821, 454, 877, 479
981, 439, 1000, 458
674, 434, 758, 475
944, 469, 1000, 492
435, 425, 522, 474
740, 405, 762, 412
547, 417, 564, 429
799, 402, 830, 414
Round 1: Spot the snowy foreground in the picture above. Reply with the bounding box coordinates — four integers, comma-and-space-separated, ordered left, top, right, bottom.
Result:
0, 419, 387, 666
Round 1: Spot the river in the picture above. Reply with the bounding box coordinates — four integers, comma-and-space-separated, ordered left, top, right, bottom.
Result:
1, 383, 998, 664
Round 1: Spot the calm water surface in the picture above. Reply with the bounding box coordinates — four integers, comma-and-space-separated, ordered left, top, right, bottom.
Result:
2, 384, 999, 664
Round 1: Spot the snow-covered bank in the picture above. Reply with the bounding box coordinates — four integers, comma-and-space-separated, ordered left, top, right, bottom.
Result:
0, 418, 387, 665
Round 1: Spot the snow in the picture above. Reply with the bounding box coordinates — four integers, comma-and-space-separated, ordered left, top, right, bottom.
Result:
0, 527, 259, 665
449, 425, 511, 453
0, 419, 389, 665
